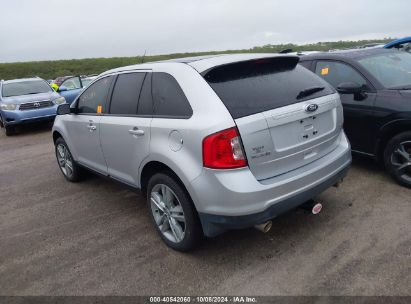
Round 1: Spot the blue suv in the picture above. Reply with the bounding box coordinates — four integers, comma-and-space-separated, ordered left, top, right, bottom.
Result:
0, 77, 66, 136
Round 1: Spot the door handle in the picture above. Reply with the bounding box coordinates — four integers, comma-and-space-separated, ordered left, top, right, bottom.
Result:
128, 127, 145, 136
87, 121, 97, 132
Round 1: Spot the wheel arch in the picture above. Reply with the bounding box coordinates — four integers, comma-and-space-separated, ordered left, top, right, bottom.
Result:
140, 161, 191, 200
52, 130, 63, 143
376, 119, 411, 161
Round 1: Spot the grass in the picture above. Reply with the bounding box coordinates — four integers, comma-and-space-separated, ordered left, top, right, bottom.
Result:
0, 38, 393, 80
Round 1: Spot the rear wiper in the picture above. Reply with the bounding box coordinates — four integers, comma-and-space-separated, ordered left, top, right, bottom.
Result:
296, 87, 325, 99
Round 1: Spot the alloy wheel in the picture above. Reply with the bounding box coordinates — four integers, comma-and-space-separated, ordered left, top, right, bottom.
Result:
390, 141, 411, 183
56, 143, 74, 178
150, 184, 186, 243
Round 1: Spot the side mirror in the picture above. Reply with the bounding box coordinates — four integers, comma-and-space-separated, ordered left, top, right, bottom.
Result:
337, 82, 363, 94
337, 82, 367, 101
57, 103, 72, 115
58, 86, 68, 92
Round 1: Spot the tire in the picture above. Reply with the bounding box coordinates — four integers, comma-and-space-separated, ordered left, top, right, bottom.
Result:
147, 172, 203, 251
55, 137, 83, 182
384, 131, 411, 188
4, 125, 15, 136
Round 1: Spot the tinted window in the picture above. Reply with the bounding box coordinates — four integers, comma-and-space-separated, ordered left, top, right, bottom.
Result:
2, 80, 52, 97
205, 57, 335, 119
77, 76, 113, 114
152, 73, 192, 118
299, 61, 312, 70
109, 73, 145, 115
138, 73, 153, 115
61, 77, 81, 90
315, 61, 368, 88
358, 52, 411, 89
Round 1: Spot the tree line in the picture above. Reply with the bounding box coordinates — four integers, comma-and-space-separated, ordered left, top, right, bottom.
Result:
0, 39, 393, 80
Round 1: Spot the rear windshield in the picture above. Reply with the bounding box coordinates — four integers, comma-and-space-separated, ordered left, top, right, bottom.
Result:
204, 57, 335, 119
2, 80, 52, 97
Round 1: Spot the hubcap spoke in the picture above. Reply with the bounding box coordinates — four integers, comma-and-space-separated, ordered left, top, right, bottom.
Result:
57, 146, 65, 158
162, 185, 173, 207
170, 205, 185, 222
397, 162, 411, 175
151, 192, 165, 212
160, 217, 170, 232
58, 158, 65, 166
65, 160, 73, 175
169, 218, 183, 242
395, 144, 410, 161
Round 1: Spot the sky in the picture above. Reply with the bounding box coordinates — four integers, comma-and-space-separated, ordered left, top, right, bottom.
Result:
1, 0, 409, 63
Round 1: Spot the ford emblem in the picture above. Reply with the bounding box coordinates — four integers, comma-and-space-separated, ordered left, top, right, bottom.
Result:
305, 104, 318, 113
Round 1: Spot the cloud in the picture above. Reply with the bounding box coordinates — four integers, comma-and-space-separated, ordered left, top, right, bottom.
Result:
0, 0, 409, 62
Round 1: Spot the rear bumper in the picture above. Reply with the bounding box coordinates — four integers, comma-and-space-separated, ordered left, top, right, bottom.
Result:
1, 106, 57, 126
189, 132, 351, 237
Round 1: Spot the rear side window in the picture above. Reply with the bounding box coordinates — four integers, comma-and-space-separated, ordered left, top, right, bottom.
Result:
109, 73, 146, 115
77, 76, 113, 114
299, 60, 313, 70
204, 57, 335, 119
152, 72, 192, 118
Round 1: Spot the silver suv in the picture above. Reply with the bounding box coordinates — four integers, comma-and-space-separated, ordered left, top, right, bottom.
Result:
52, 54, 351, 251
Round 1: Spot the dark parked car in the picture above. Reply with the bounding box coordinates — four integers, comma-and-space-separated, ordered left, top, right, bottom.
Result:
300, 48, 411, 187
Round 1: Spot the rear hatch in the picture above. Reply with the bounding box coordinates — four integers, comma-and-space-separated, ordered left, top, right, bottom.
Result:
204, 56, 343, 181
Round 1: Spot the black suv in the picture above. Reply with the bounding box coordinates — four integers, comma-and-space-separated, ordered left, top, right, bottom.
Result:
300, 48, 411, 188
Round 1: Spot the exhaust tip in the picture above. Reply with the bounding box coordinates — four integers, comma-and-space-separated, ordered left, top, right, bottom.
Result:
312, 203, 322, 215
254, 220, 273, 233
300, 199, 323, 215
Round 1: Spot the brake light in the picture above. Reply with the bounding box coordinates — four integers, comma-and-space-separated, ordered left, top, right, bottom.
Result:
203, 127, 247, 169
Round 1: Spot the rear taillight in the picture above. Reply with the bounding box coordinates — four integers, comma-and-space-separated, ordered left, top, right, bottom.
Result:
202, 127, 247, 169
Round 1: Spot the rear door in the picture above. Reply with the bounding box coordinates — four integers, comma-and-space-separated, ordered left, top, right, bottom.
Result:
99, 72, 152, 186
66, 76, 114, 174
204, 58, 341, 181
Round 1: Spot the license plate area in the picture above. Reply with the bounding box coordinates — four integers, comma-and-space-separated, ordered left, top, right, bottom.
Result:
271, 110, 335, 152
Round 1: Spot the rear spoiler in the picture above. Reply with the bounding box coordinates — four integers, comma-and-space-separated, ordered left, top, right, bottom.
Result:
202, 56, 300, 83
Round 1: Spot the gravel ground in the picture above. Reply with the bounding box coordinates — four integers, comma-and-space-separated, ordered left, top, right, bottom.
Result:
0, 123, 410, 296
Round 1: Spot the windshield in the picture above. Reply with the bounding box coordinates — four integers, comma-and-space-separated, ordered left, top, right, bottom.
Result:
358, 52, 411, 89
2, 80, 52, 97
81, 78, 95, 87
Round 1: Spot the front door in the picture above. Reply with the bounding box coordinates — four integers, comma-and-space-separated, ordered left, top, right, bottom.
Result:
66, 76, 114, 174
314, 60, 377, 153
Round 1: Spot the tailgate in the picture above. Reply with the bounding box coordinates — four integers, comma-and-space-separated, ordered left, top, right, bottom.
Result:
236, 93, 343, 181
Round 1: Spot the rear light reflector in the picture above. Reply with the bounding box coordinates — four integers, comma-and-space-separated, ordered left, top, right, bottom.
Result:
203, 127, 247, 169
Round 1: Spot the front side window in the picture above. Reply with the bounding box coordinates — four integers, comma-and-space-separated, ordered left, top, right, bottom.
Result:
358, 52, 411, 89
77, 76, 113, 114
2, 80, 52, 97
315, 61, 368, 89
109, 73, 146, 115
152, 73, 192, 118
61, 77, 81, 90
